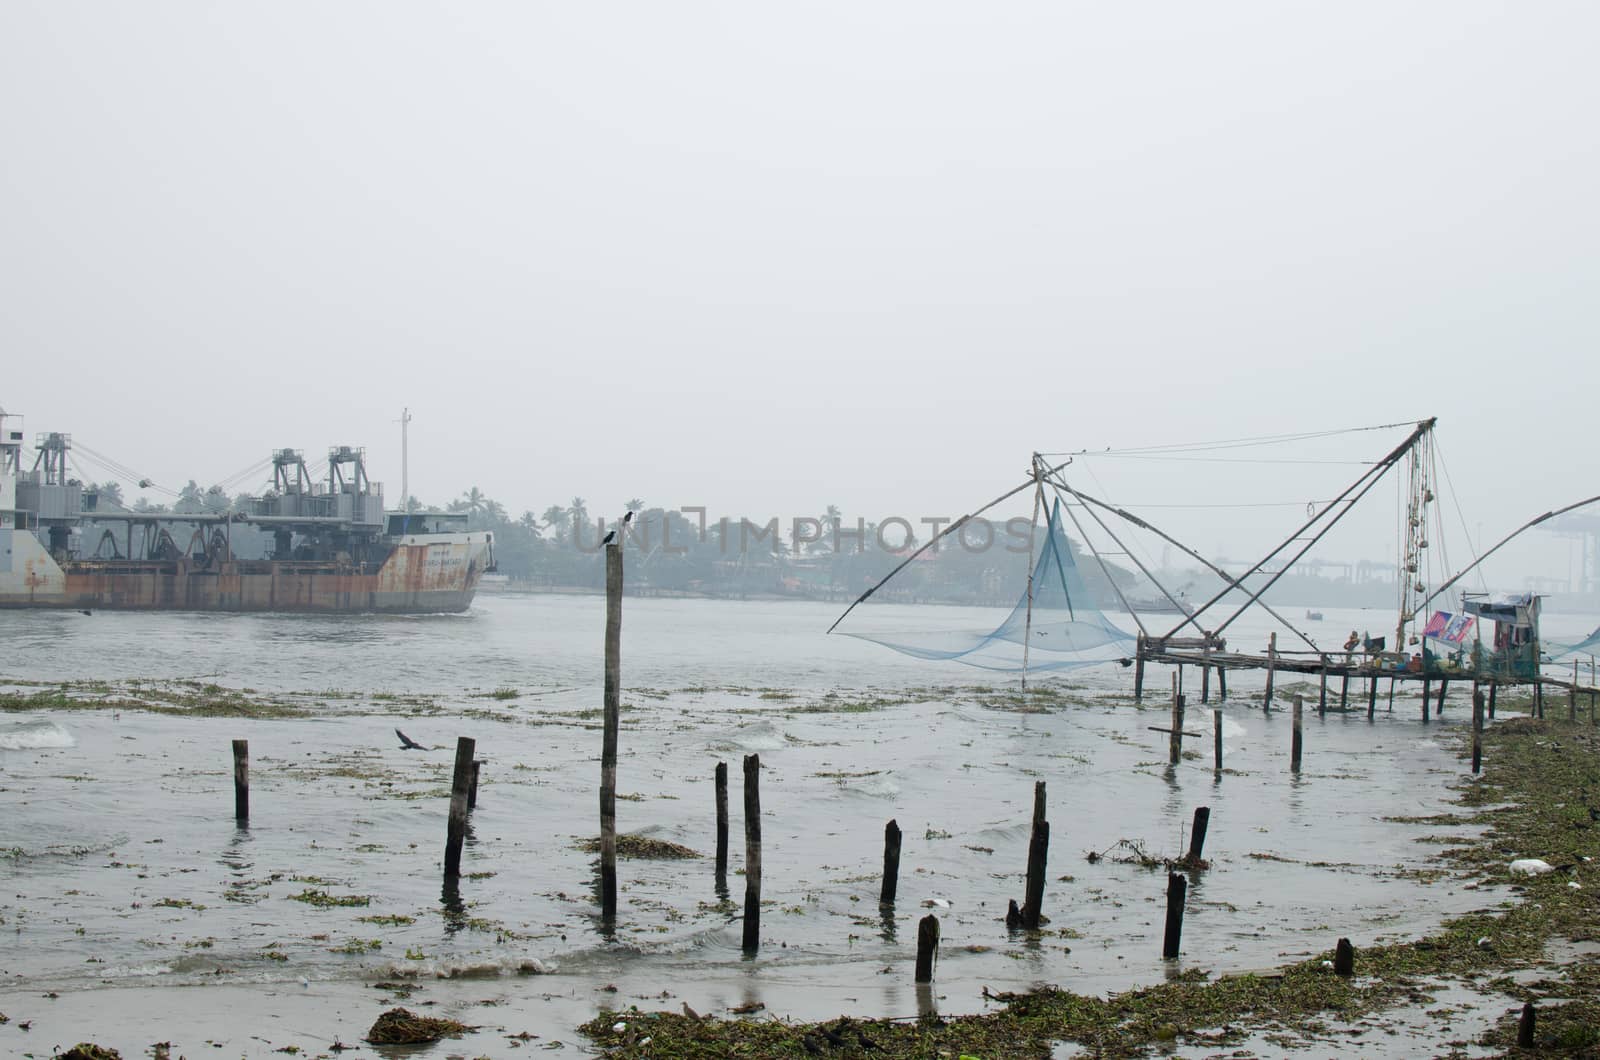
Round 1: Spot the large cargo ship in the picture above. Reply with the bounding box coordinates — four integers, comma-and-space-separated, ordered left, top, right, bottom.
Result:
0, 409, 493, 613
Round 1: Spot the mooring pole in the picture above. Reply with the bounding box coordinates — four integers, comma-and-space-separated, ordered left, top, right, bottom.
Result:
1421, 677, 1431, 722
1187, 806, 1210, 864
1162, 871, 1187, 959
1133, 633, 1146, 704
742, 753, 762, 953
1318, 657, 1328, 717
1368, 675, 1377, 721
1471, 687, 1484, 774
1169, 682, 1186, 766
915, 914, 939, 982
444, 735, 476, 879
599, 541, 623, 919
1488, 681, 1497, 719
1291, 694, 1304, 773
1213, 708, 1223, 772
231, 739, 249, 823
881, 819, 902, 906
714, 761, 729, 880
1022, 782, 1049, 928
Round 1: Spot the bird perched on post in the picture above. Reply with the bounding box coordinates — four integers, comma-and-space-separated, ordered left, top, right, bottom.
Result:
602, 510, 635, 549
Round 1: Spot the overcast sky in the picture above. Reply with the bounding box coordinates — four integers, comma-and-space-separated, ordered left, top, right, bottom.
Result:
3, 3, 1596, 583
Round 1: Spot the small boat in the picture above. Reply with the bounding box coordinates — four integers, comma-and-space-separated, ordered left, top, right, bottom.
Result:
1305, 609, 1324, 621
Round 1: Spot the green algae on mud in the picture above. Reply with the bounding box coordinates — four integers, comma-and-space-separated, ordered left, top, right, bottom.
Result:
582, 716, 1600, 1058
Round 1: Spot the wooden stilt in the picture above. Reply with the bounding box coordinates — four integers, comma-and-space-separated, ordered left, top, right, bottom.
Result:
1213, 709, 1223, 772
1217, 665, 1227, 700
1318, 658, 1328, 717
881, 819, 902, 906
1162, 872, 1186, 959
1262, 632, 1277, 710
1421, 678, 1431, 722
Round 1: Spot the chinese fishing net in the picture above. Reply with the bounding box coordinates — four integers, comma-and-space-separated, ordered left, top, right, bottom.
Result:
1546, 624, 1600, 661
832, 498, 1136, 671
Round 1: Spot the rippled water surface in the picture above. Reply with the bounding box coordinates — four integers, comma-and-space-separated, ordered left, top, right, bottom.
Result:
1, 595, 1564, 1055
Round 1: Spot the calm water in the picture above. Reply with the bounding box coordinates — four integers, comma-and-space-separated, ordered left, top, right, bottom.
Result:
0, 594, 1567, 1055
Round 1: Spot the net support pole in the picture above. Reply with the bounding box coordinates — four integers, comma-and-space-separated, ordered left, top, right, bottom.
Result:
1019, 455, 1046, 690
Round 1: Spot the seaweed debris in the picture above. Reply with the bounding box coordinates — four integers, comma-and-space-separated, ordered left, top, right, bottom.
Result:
578, 834, 700, 859
365, 1007, 471, 1044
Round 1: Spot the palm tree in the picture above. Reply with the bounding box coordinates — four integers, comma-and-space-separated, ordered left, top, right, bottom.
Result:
518, 511, 543, 538
542, 505, 570, 542
625, 497, 644, 513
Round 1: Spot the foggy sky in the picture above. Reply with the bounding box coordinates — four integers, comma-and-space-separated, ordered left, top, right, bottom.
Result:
3, 3, 1596, 583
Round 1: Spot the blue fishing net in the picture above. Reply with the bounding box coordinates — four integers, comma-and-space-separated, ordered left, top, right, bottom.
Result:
1546, 624, 1600, 661
835, 499, 1136, 671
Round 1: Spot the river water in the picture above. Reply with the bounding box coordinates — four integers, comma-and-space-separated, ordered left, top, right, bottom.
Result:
1, 595, 1585, 1056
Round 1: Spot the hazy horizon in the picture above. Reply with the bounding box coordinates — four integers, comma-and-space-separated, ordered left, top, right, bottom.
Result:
4, 3, 1596, 589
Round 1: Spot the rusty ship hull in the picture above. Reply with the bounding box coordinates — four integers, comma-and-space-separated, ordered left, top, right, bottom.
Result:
0, 529, 492, 614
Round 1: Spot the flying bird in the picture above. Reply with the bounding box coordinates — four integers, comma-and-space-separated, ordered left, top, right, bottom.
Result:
395, 728, 426, 751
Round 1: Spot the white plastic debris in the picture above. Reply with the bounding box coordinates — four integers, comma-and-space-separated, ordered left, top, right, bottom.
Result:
1476, 936, 1492, 949
1568, 880, 1581, 890
612, 1021, 627, 1033
1510, 858, 1555, 875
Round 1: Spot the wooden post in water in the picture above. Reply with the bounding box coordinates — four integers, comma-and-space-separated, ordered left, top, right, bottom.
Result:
1535, 678, 1544, 719
1340, 672, 1349, 710
1161, 871, 1186, 959
1437, 678, 1449, 711
1133, 634, 1145, 704
1488, 682, 1497, 719
714, 762, 729, 878
468, 760, 481, 811
915, 914, 939, 982
1368, 676, 1377, 721
742, 753, 762, 953
1262, 632, 1277, 710
1212, 709, 1223, 772
599, 543, 623, 919
231, 739, 249, 823
1471, 687, 1484, 774
1334, 937, 1354, 976
1318, 657, 1328, 717
1421, 678, 1431, 722
881, 819, 902, 906
1388, 677, 1396, 712
1201, 661, 1210, 704
1021, 782, 1049, 928
1291, 694, 1304, 773
1518, 1002, 1536, 1048
1187, 806, 1210, 863
444, 736, 476, 879
1217, 665, 1227, 700
1169, 683, 1186, 766
1570, 660, 1578, 722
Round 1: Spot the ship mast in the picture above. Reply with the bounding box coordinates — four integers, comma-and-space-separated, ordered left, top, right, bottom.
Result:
398, 407, 412, 513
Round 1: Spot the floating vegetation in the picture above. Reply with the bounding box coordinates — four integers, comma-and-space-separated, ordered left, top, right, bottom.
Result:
330, 937, 383, 954
365, 1007, 471, 1044
287, 889, 371, 908
53, 1046, 123, 1060
357, 914, 416, 927
578, 834, 700, 859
